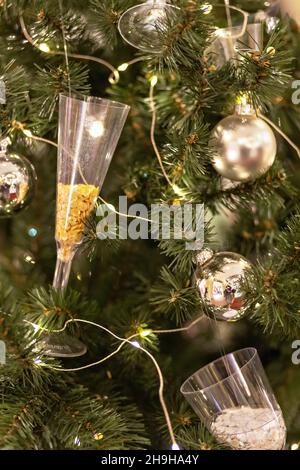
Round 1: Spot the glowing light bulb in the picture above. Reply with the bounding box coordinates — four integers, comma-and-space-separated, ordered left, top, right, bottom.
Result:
38, 43, 50, 53
171, 443, 180, 450
131, 340, 141, 349
201, 3, 213, 15
24, 254, 35, 264
74, 436, 81, 446
23, 129, 33, 138
88, 121, 105, 138
172, 184, 185, 197
28, 227, 38, 237
291, 443, 299, 450
140, 329, 152, 338
150, 75, 158, 87
31, 323, 40, 333
118, 63, 129, 72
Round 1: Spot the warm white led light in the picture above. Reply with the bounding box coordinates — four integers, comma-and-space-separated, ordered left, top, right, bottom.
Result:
38, 43, 50, 53
23, 129, 33, 138
150, 75, 158, 87
118, 63, 129, 72
171, 443, 180, 450
88, 121, 105, 138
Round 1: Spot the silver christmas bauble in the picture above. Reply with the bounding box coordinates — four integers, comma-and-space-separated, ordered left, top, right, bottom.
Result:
210, 114, 277, 182
0, 148, 37, 217
195, 252, 252, 322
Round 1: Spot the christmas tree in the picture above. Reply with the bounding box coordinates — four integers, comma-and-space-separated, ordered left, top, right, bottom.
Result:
0, 0, 300, 451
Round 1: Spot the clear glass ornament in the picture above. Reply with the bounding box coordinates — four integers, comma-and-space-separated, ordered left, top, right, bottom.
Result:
210, 112, 277, 182
234, 22, 264, 53
181, 348, 287, 450
195, 251, 251, 322
42, 93, 130, 358
37, 332, 89, 358
0, 139, 37, 217
204, 3, 250, 68
209, 22, 264, 68
118, 0, 179, 53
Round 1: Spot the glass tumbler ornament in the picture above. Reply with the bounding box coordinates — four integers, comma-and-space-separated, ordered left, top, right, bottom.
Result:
118, 0, 179, 53
42, 93, 130, 357
181, 348, 287, 450
205, 4, 261, 69
234, 23, 264, 54
213, 22, 264, 68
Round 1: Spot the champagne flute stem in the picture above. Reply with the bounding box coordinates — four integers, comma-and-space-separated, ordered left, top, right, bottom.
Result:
53, 256, 73, 289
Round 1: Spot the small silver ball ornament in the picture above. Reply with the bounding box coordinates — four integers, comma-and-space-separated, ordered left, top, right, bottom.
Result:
0, 143, 37, 217
195, 251, 252, 322
210, 114, 277, 182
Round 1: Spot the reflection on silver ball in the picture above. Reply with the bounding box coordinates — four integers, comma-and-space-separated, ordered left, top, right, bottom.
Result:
0, 151, 37, 217
118, 2, 178, 53
211, 114, 277, 182
195, 252, 252, 322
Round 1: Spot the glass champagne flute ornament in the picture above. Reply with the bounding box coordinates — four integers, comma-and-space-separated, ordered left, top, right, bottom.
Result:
42, 93, 130, 357
181, 348, 287, 450
118, 0, 179, 53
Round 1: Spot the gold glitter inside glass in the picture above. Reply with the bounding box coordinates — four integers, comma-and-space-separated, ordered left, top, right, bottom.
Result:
55, 183, 99, 261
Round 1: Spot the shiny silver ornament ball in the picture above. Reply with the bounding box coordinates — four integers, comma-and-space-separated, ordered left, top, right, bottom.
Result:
195, 252, 252, 322
0, 149, 37, 217
210, 114, 277, 182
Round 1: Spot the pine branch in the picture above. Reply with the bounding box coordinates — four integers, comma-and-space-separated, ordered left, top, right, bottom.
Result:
22, 286, 98, 333
232, 27, 293, 111
48, 386, 149, 450
152, 1, 214, 74
150, 266, 200, 324
243, 210, 300, 337
28, 61, 90, 134
88, 0, 136, 48
0, 397, 45, 450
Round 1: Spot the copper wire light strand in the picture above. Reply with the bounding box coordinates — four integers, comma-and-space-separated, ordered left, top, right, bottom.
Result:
30, 317, 180, 448
19, 15, 120, 83
149, 79, 175, 190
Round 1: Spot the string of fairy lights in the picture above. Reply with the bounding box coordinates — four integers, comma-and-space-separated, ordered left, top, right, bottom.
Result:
26, 315, 206, 450
9, 3, 300, 451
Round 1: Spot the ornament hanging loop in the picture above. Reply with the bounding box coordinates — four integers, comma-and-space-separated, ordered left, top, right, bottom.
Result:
235, 93, 256, 116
